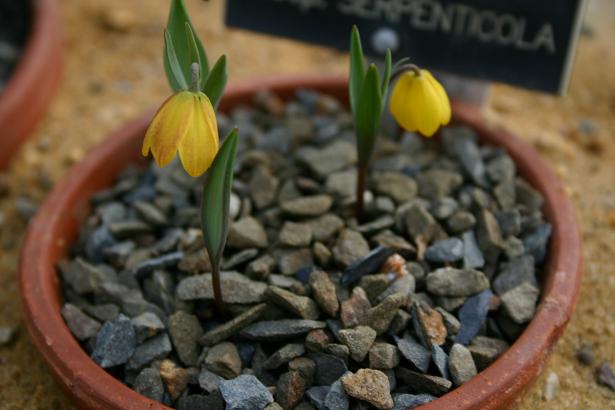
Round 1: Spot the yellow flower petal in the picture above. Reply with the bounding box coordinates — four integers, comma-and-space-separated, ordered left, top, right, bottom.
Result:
177, 93, 220, 177
143, 91, 195, 168
389, 69, 452, 137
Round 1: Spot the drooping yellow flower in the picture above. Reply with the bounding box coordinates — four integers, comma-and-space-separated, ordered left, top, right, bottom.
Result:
142, 90, 219, 177
390, 69, 451, 137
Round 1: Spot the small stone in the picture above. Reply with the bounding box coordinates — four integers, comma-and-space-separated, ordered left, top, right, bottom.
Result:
371, 231, 416, 258
503, 236, 526, 260
376, 275, 415, 304
0, 326, 17, 345
494, 179, 516, 209
309, 270, 339, 317
392, 394, 436, 410
228, 217, 268, 249
168, 311, 203, 367
495, 209, 522, 237
326, 169, 357, 200
597, 362, 615, 392
416, 169, 463, 200
359, 274, 391, 304
430, 197, 459, 220
249, 166, 279, 210
61, 303, 101, 341
396, 336, 431, 373
127, 332, 173, 370
515, 179, 544, 211
575, 343, 595, 366
59, 258, 116, 295
279, 222, 313, 247
500, 282, 539, 324
544, 372, 559, 401
312, 242, 332, 266
177, 272, 267, 303
133, 201, 168, 226
425, 238, 464, 263
461, 230, 485, 269
288, 357, 316, 383
456, 290, 493, 345
198, 368, 223, 393
476, 210, 504, 263
241, 320, 326, 341
91, 314, 136, 368
523, 223, 552, 264
222, 249, 259, 270
369, 343, 400, 370
159, 360, 191, 400
372, 172, 418, 204
366, 293, 406, 335
448, 344, 477, 386
493, 255, 536, 295
274, 249, 314, 275
341, 247, 396, 286
266, 286, 320, 320
108, 220, 152, 238
305, 214, 345, 242
206, 342, 242, 379
388, 309, 412, 336
435, 307, 461, 335
134, 367, 165, 402
219, 374, 274, 410
131, 312, 165, 343
396, 367, 452, 396
446, 131, 487, 186
338, 326, 377, 362
325, 377, 349, 410
281, 195, 333, 217
296, 140, 357, 178
468, 336, 509, 371
487, 154, 516, 183
276, 371, 307, 410
264, 344, 306, 370
333, 229, 370, 268
426, 267, 490, 297
132, 251, 184, 278
246, 255, 276, 280
306, 386, 330, 409
309, 352, 348, 385
447, 211, 476, 234
412, 302, 447, 346
201, 304, 267, 346
305, 329, 332, 352
269, 275, 305, 293
341, 369, 394, 409
431, 344, 449, 379
325, 344, 350, 361
403, 203, 444, 243
357, 215, 396, 235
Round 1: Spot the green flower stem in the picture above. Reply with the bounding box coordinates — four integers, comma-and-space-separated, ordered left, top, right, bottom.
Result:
356, 163, 367, 220
210, 258, 223, 311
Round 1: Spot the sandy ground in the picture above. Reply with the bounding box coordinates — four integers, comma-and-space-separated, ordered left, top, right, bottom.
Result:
0, 0, 614, 408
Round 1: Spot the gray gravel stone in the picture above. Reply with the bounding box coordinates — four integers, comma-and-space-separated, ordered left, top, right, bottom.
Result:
202, 304, 267, 346
127, 332, 172, 370
395, 367, 452, 397
416, 169, 463, 200
168, 311, 203, 367
468, 336, 509, 371
425, 238, 464, 263
219, 374, 274, 410
306, 386, 330, 409
325, 377, 349, 410
304, 213, 345, 242
280, 195, 333, 217
341, 369, 394, 409
326, 169, 357, 200
426, 267, 490, 297
246, 255, 276, 279
134, 367, 165, 402
476, 210, 504, 263
130, 312, 165, 343
365, 293, 406, 335
309, 352, 348, 385
456, 289, 493, 345
372, 172, 418, 204
274, 249, 314, 275
198, 368, 223, 393
523, 223, 552, 264
396, 336, 431, 373
264, 344, 306, 370
60, 258, 116, 295
176, 272, 267, 303
309, 270, 339, 317
500, 282, 539, 324
91, 314, 136, 368
462, 230, 485, 269
431, 344, 449, 379
392, 393, 436, 410
240, 320, 326, 341
61, 303, 101, 341
338, 326, 377, 362
369, 343, 400, 370
222, 248, 259, 270
0, 326, 17, 345
266, 286, 320, 320
228, 217, 269, 249
296, 140, 357, 178
449, 344, 477, 386
206, 342, 242, 379
279, 221, 313, 247
276, 370, 308, 410
332, 229, 370, 268
447, 211, 476, 234
249, 166, 279, 210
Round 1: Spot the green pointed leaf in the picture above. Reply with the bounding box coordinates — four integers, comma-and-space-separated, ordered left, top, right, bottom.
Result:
185, 23, 206, 90
381, 49, 392, 98
164, 30, 188, 91
164, 0, 209, 91
201, 129, 239, 266
355, 65, 383, 166
203, 55, 228, 108
349, 25, 365, 114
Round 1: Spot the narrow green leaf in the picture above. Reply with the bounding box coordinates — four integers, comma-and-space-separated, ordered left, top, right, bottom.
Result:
355, 65, 383, 166
201, 129, 239, 266
203, 55, 228, 108
185, 23, 206, 90
381, 49, 392, 98
164, 30, 188, 91
164, 0, 209, 91
349, 25, 365, 114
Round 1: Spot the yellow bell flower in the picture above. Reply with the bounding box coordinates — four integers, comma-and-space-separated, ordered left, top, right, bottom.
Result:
142, 90, 219, 177
390, 69, 451, 137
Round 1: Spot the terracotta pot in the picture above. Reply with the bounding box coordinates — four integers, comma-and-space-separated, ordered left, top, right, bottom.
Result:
0, 0, 63, 170
19, 76, 582, 410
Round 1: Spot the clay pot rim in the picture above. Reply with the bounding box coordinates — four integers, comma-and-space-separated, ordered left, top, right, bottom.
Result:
19, 75, 582, 410
0, 0, 63, 169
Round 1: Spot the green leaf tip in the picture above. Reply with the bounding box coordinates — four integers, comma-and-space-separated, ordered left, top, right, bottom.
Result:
204, 54, 228, 108
201, 128, 239, 267
349, 25, 365, 114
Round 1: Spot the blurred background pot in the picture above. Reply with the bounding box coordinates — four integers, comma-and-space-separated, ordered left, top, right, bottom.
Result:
19, 76, 582, 410
0, 0, 63, 169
